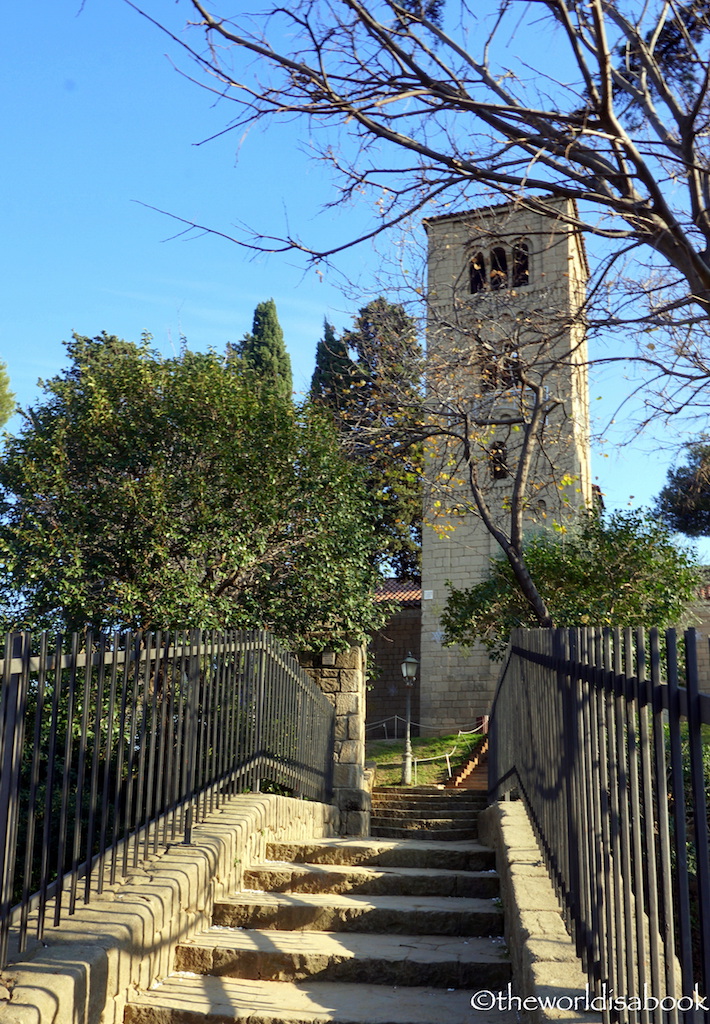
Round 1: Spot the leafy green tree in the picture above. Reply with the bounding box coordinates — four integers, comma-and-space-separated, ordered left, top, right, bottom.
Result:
236, 298, 293, 399
311, 300, 424, 580
0, 361, 15, 427
441, 510, 700, 657
655, 442, 710, 537
0, 332, 386, 648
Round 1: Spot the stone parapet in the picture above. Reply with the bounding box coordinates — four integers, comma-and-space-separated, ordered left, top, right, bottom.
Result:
479, 801, 598, 1023
0, 794, 338, 1024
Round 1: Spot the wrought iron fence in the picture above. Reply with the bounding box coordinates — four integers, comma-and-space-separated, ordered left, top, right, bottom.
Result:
0, 628, 334, 967
489, 627, 710, 1023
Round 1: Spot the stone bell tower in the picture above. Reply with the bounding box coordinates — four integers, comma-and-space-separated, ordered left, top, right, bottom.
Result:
420, 198, 592, 733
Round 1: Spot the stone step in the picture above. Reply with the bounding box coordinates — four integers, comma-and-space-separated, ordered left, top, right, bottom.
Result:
266, 838, 495, 870
372, 797, 486, 812
370, 825, 479, 842
213, 890, 503, 935
370, 811, 476, 827
370, 786, 481, 794
370, 802, 481, 819
244, 861, 499, 898
175, 928, 511, 989
373, 785, 459, 793
125, 976, 518, 1024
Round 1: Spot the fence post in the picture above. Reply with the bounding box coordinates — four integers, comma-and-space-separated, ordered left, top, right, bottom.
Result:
0, 633, 30, 965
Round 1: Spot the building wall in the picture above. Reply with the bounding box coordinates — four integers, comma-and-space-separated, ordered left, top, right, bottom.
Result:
421, 199, 592, 732
367, 605, 422, 739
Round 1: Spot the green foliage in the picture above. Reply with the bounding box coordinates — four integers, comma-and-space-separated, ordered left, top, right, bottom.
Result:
655, 441, 710, 537
0, 360, 16, 428
235, 298, 293, 399
310, 299, 424, 580
0, 333, 386, 648
442, 509, 701, 657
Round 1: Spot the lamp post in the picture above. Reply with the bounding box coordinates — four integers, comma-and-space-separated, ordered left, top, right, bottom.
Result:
401, 652, 418, 785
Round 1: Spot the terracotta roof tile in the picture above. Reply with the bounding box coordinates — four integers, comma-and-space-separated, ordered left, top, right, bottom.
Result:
375, 578, 422, 606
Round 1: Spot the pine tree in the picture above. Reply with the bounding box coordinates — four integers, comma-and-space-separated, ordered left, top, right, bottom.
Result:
239, 299, 293, 398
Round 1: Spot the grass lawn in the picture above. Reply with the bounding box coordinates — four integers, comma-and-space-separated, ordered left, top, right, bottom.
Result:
365, 732, 485, 787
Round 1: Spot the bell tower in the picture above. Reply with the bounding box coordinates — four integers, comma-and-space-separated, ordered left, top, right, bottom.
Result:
420, 198, 592, 733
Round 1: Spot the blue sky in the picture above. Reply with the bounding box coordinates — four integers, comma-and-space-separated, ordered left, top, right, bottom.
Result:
1, 1, 702, 554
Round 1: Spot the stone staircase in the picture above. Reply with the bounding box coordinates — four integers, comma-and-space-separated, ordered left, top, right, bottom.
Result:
371, 785, 485, 841
125, 789, 514, 1024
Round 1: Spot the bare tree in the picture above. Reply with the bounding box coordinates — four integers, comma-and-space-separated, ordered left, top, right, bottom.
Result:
127, 0, 710, 418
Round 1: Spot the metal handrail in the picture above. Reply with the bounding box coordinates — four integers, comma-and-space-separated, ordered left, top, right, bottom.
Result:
489, 626, 710, 1022
0, 628, 335, 968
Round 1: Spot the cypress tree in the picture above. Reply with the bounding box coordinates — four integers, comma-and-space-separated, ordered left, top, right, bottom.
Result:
310, 320, 356, 409
239, 299, 293, 398
310, 300, 424, 580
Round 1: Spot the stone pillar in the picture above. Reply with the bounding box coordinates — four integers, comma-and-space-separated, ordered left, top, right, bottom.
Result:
299, 646, 370, 836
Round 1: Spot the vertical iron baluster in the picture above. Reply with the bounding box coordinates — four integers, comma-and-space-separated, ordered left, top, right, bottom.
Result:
97, 633, 120, 895
123, 633, 143, 877
20, 632, 48, 953
603, 628, 625, 1014
55, 632, 80, 925
615, 628, 636, 1008
637, 629, 663, 1008
111, 631, 133, 885
684, 629, 710, 1001
183, 629, 201, 844
666, 630, 693, 1002
38, 634, 64, 937
592, 628, 613, 1021
133, 632, 153, 866
626, 629, 649, 1023
649, 628, 678, 1022
143, 631, 163, 861
0, 634, 31, 964
84, 633, 107, 902
156, 633, 172, 851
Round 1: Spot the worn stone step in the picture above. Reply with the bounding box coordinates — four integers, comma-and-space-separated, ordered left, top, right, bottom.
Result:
266, 838, 496, 871
368, 790, 485, 798
175, 928, 511, 989
213, 890, 503, 935
370, 825, 479, 842
372, 797, 486, 812
244, 861, 499, 898
370, 813, 476, 829
369, 807, 478, 821
125, 976, 518, 1024
373, 785, 460, 793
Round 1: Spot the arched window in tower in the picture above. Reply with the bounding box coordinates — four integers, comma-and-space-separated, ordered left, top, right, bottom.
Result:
512, 240, 530, 287
490, 247, 508, 290
490, 443, 509, 480
469, 252, 486, 293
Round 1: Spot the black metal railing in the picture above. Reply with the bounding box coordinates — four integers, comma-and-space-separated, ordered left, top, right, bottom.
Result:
0, 628, 334, 967
489, 627, 710, 1022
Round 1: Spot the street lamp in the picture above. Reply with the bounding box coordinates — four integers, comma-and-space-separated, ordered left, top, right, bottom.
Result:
401, 652, 419, 785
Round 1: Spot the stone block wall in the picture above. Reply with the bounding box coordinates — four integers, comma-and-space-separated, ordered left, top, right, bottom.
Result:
299, 646, 370, 836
